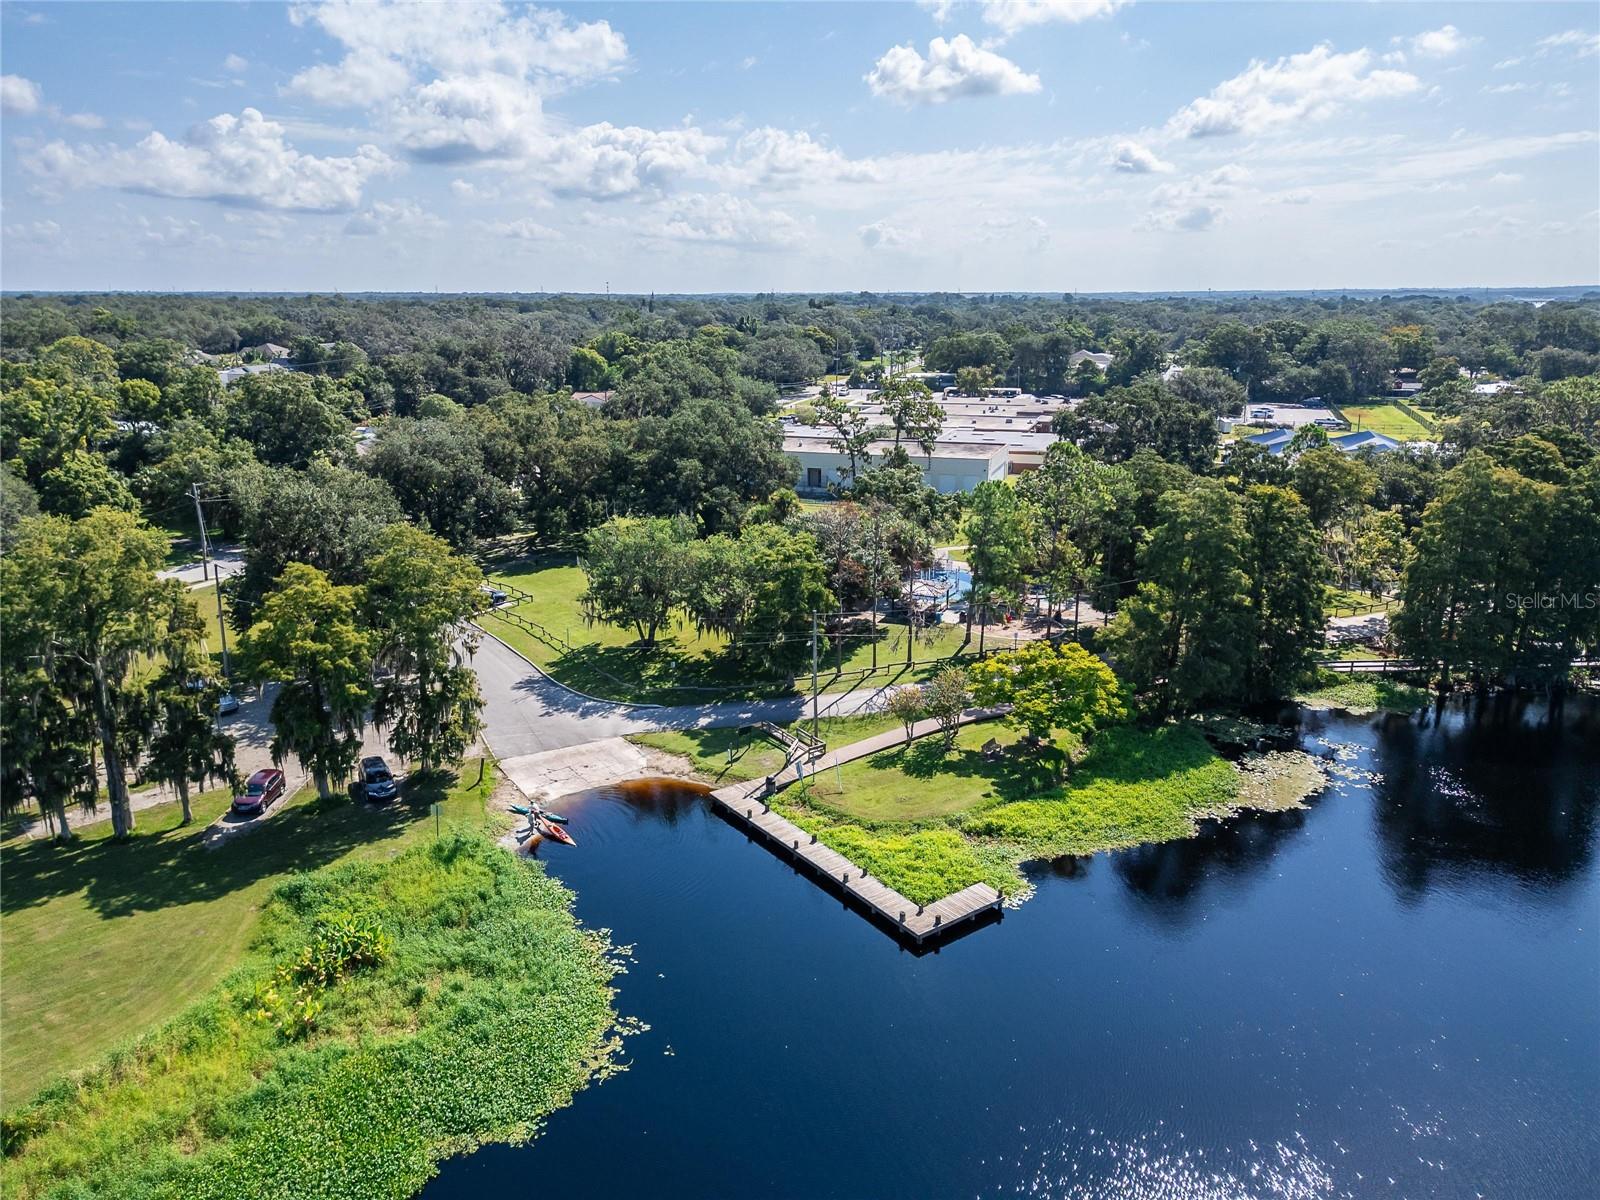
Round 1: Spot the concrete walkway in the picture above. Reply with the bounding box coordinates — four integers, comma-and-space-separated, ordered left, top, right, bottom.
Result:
712, 706, 1009, 801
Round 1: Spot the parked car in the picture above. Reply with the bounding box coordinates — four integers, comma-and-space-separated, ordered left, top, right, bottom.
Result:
218, 691, 240, 717
360, 756, 399, 803
480, 584, 508, 607
232, 768, 285, 816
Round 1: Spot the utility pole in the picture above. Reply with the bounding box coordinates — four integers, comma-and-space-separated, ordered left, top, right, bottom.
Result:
189, 483, 232, 678
189, 482, 210, 583
810, 611, 820, 741
906, 562, 915, 669
213, 565, 232, 680
868, 506, 883, 674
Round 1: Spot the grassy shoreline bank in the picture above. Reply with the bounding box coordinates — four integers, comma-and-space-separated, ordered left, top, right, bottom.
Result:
2, 827, 620, 1200
2, 765, 498, 1103
648, 717, 1330, 907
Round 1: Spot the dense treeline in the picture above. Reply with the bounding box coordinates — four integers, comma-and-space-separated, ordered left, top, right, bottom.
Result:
6, 290, 1598, 404
3, 292, 1598, 833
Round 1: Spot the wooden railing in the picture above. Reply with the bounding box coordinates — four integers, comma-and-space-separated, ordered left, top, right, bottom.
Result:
746, 720, 827, 767
1315, 657, 1598, 676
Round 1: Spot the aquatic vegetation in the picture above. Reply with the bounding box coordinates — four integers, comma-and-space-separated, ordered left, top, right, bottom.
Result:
1232, 750, 1328, 812
1296, 670, 1429, 715
1, 830, 620, 1200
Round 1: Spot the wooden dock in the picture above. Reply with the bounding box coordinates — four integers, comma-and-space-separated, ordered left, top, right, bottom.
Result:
707, 779, 1003, 946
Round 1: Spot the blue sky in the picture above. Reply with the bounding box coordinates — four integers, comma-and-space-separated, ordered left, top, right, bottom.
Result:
2, 1, 1596, 292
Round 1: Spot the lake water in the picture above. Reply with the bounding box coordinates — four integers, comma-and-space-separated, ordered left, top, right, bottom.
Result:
425, 695, 1600, 1199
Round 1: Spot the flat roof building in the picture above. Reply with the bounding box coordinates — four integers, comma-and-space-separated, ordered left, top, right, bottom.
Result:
784, 433, 1010, 495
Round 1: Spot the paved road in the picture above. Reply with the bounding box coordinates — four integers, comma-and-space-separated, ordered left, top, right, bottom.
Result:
472, 630, 906, 759
25, 681, 394, 839
158, 548, 245, 587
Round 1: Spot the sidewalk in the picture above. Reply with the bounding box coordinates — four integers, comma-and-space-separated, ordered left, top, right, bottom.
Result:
716, 705, 1009, 801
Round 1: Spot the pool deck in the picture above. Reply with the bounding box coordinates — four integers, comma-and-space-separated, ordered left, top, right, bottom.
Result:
708, 708, 1008, 946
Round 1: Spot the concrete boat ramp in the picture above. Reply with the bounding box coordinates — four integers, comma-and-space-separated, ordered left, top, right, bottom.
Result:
479, 632, 1005, 950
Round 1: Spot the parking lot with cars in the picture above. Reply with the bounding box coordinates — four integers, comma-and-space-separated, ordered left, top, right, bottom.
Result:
1240, 403, 1342, 427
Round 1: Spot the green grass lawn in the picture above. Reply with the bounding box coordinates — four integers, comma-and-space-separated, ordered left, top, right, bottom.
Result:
190, 581, 234, 669
1318, 644, 1389, 661
1324, 585, 1399, 618
130, 583, 233, 686
0, 761, 499, 1107
1, 824, 614, 1200
632, 712, 907, 785
774, 722, 1244, 904
481, 554, 971, 704
1339, 402, 1434, 440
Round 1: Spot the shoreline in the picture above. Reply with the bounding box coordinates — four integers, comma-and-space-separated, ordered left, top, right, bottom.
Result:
500, 723, 1331, 913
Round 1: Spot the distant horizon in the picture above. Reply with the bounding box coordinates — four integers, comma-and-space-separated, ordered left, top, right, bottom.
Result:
5, 284, 1598, 301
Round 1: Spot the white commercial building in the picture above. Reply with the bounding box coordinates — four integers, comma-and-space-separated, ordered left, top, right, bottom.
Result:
785, 433, 1009, 495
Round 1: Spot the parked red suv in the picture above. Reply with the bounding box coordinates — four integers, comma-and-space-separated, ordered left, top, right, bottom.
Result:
233, 768, 286, 816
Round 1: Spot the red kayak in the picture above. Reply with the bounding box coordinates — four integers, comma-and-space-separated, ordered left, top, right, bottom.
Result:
538, 817, 577, 847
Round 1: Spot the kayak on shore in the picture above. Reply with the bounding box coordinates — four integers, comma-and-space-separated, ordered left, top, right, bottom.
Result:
538, 818, 577, 847
510, 803, 568, 824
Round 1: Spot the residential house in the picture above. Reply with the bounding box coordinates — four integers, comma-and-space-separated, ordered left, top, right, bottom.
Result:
218, 362, 290, 388
1329, 430, 1401, 453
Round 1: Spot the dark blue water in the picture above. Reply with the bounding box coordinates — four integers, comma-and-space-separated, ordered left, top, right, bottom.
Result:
426, 695, 1600, 1199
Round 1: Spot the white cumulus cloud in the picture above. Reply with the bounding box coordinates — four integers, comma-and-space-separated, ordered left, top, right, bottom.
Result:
1, 74, 43, 115
390, 72, 546, 162
536, 123, 725, 199
1168, 44, 1420, 138
1141, 164, 1248, 232
626, 194, 806, 250
27, 107, 397, 212
979, 0, 1130, 38
1109, 139, 1172, 173
866, 35, 1041, 105
344, 198, 441, 236
858, 220, 920, 249
726, 127, 881, 188
1408, 25, 1478, 59
286, 0, 629, 106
